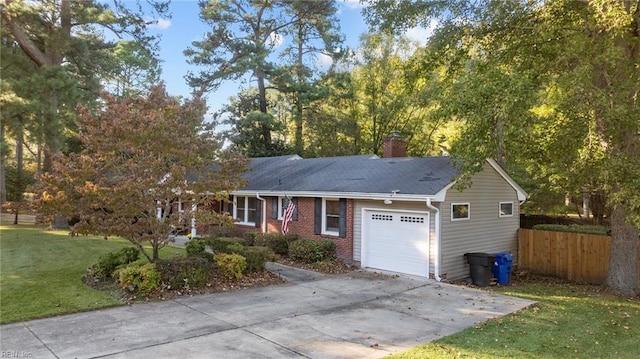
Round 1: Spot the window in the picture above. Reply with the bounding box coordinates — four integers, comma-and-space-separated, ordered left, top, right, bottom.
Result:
314, 197, 346, 237
235, 196, 257, 224
323, 198, 340, 235
277, 196, 290, 219
500, 202, 514, 217
451, 203, 470, 221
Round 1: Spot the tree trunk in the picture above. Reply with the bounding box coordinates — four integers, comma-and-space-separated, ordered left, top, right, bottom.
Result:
605, 205, 639, 296
0, 125, 6, 207
256, 75, 272, 145
294, 24, 304, 155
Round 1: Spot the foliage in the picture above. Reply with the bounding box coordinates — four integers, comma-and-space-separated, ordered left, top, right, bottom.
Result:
351, 33, 442, 156
288, 238, 336, 264
365, 0, 640, 296
253, 233, 298, 256
207, 237, 247, 253
225, 242, 246, 255
36, 85, 248, 262
117, 262, 161, 295
204, 225, 249, 241
103, 40, 162, 97
273, 0, 344, 155
533, 224, 610, 236
186, 0, 343, 157
156, 256, 212, 290
214, 253, 246, 280
243, 246, 275, 273
185, 238, 207, 257
88, 247, 140, 281
0, 0, 169, 174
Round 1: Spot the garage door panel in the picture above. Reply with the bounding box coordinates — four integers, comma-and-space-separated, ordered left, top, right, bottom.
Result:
364, 210, 429, 277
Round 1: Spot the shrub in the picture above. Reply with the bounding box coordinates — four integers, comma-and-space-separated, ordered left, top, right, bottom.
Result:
214, 253, 246, 280
207, 237, 247, 253
288, 238, 336, 263
242, 231, 257, 246
185, 238, 207, 257
253, 233, 297, 256
90, 247, 140, 280
205, 225, 246, 239
225, 242, 246, 255
533, 224, 610, 235
243, 246, 275, 272
156, 257, 212, 289
117, 262, 161, 294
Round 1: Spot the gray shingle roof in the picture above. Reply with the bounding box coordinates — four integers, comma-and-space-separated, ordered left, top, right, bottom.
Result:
239, 154, 458, 197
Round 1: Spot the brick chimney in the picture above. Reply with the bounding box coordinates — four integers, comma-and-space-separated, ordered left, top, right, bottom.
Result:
383, 130, 407, 158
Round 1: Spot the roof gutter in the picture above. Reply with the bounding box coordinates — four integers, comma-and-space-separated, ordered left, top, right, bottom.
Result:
255, 193, 266, 233
233, 190, 434, 202
426, 198, 442, 282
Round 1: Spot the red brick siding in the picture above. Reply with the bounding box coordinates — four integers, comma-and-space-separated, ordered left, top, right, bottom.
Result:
262, 196, 355, 264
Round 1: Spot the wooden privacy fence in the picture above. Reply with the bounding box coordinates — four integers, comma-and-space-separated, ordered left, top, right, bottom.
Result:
518, 229, 640, 284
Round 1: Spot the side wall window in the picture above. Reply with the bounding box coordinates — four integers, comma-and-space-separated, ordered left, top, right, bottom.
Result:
451, 203, 470, 221
499, 202, 514, 217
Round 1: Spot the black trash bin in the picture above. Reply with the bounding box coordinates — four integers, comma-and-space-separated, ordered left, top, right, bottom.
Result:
464, 252, 495, 287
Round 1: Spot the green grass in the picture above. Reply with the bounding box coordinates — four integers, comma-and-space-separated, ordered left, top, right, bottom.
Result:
0, 223, 185, 324
387, 277, 640, 359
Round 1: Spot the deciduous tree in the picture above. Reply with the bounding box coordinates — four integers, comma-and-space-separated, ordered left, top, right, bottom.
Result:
37, 85, 247, 262
366, 0, 640, 295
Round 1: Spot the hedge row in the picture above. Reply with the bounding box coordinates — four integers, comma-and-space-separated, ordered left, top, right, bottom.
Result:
532, 224, 610, 235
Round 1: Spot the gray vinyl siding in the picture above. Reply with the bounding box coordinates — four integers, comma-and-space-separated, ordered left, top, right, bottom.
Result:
440, 163, 520, 280
353, 200, 436, 275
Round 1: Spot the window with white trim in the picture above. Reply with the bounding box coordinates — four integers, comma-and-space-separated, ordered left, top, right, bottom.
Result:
451, 203, 470, 221
499, 202, 514, 217
323, 198, 340, 235
235, 196, 257, 224
277, 196, 290, 219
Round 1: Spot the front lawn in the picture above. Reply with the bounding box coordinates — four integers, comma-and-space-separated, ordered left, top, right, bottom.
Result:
0, 224, 184, 324
388, 275, 640, 359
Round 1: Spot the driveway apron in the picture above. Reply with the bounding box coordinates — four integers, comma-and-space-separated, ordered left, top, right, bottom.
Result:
1, 263, 535, 358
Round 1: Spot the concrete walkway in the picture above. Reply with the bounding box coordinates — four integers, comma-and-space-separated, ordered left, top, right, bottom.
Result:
1, 264, 535, 359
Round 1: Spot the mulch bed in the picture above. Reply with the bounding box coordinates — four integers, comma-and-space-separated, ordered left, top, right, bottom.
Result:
275, 257, 355, 275
86, 257, 354, 304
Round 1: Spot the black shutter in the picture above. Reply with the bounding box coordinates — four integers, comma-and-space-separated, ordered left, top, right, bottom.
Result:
314, 197, 322, 235
339, 198, 347, 238
255, 198, 261, 228
271, 197, 278, 219
292, 197, 298, 221
227, 197, 234, 215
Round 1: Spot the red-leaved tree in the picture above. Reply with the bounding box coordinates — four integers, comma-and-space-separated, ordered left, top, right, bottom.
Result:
38, 85, 247, 262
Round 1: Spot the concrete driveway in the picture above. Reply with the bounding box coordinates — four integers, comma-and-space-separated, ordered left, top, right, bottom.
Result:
1, 263, 535, 359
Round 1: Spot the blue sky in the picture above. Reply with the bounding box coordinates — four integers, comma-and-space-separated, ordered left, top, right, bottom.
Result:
148, 0, 370, 113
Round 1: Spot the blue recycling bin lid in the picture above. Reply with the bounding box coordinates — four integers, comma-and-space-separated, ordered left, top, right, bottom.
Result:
494, 251, 513, 264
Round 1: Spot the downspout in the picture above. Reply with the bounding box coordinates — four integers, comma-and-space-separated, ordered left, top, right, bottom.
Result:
256, 193, 266, 233
426, 198, 442, 282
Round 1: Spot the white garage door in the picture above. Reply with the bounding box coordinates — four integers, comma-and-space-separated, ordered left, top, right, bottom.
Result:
362, 210, 430, 277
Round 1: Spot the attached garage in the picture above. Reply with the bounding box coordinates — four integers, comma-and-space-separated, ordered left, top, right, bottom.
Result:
361, 209, 430, 277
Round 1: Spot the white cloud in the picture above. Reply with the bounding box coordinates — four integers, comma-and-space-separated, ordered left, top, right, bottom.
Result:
152, 18, 172, 30
342, 0, 367, 10
404, 19, 438, 46
316, 53, 334, 72
268, 31, 284, 47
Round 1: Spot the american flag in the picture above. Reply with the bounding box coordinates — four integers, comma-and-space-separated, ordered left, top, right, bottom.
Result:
281, 197, 295, 234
